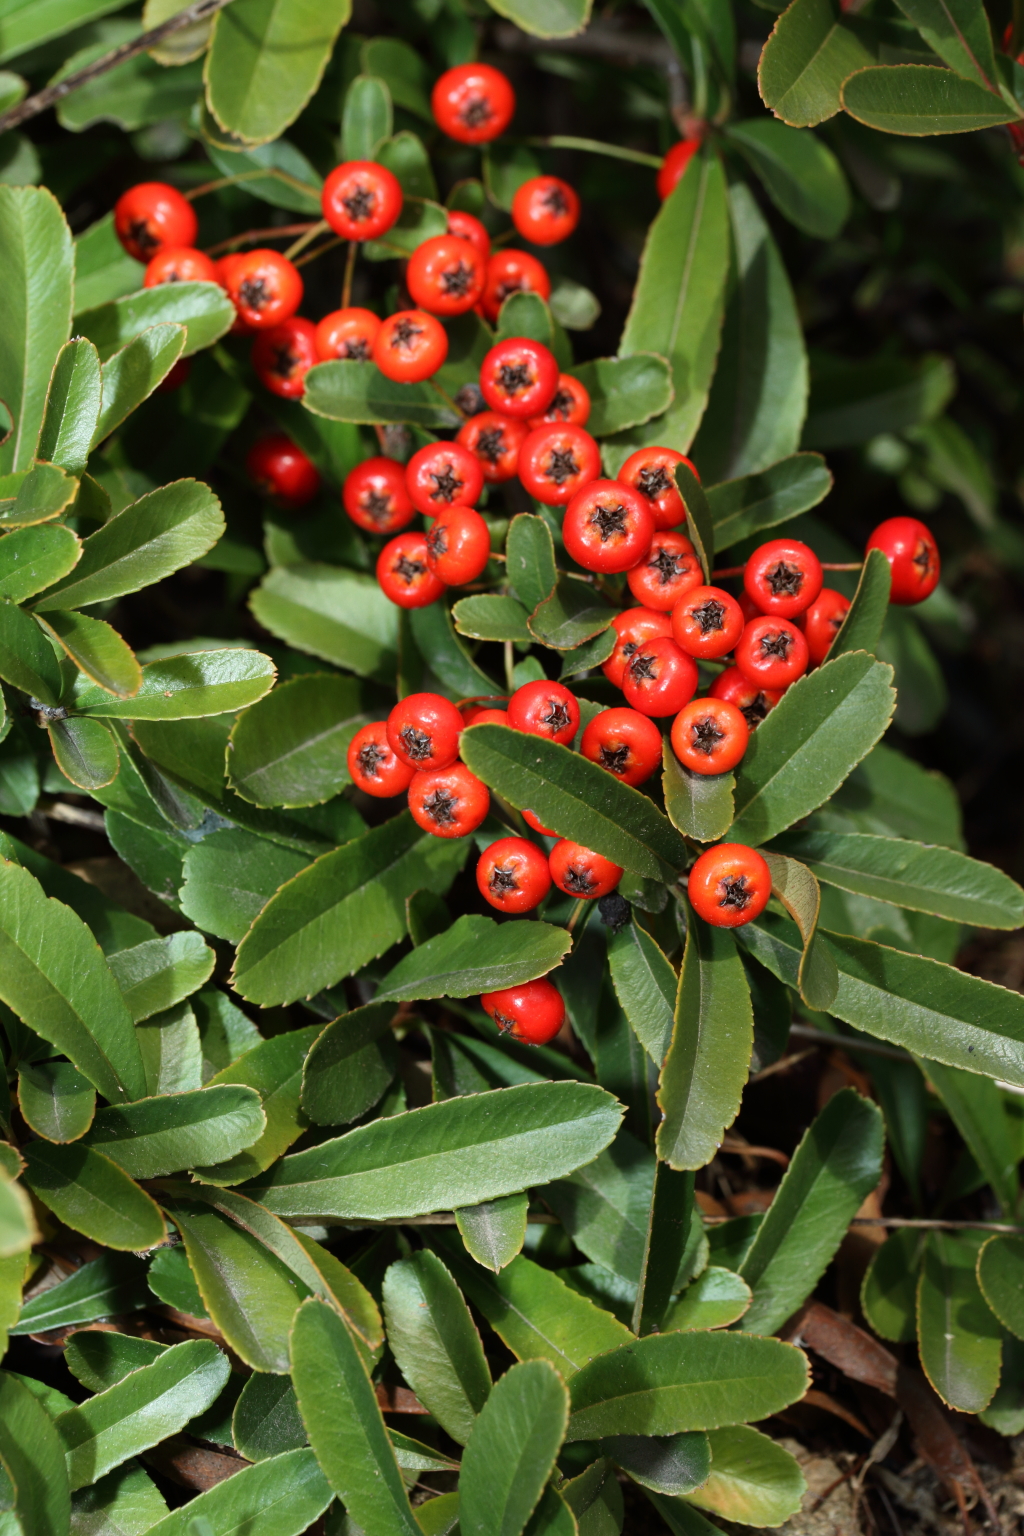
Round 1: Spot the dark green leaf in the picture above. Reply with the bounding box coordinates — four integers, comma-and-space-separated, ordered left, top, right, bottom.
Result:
303, 360, 460, 430
675, 460, 714, 582
454, 594, 533, 643
0, 599, 63, 702
665, 1265, 752, 1331
861, 1226, 923, 1343
460, 1361, 569, 1536
73, 214, 143, 315
761, 849, 838, 1011
724, 120, 851, 239
0, 186, 73, 476
71, 648, 276, 719
921, 1058, 1019, 1214
809, 741, 963, 848
608, 919, 676, 1066
70, 1461, 167, 1534
841, 63, 1017, 133
455, 1193, 528, 1272
37, 609, 141, 698
11, 1253, 150, 1336
633, 1164, 695, 1335
0, 525, 80, 604
685, 1425, 806, 1525
301, 1001, 397, 1127
249, 563, 398, 682
140, 1448, 331, 1536
106, 933, 214, 1023
602, 1434, 711, 1497
227, 674, 370, 807
758, 0, 876, 126
84, 1086, 265, 1178
232, 1372, 307, 1463
918, 1231, 1001, 1413
803, 352, 954, 449
17, 1060, 95, 1142
341, 73, 392, 160
92, 323, 186, 442
22, 1141, 165, 1251
77, 282, 234, 363
0, 462, 79, 530
529, 580, 613, 651
0, 1371, 70, 1536
707, 452, 833, 551
48, 715, 119, 791
375, 914, 571, 1002
506, 513, 557, 611
828, 547, 891, 660
484, 0, 591, 40
195, 1024, 323, 1185
662, 741, 735, 845
383, 1251, 492, 1444
409, 601, 500, 697
559, 626, 618, 680
978, 1235, 1024, 1341
179, 829, 311, 945
38, 338, 101, 477
544, 1129, 654, 1283
203, 134, 323, 215
571, 354, 673, 438
148, 1243, 207, 1317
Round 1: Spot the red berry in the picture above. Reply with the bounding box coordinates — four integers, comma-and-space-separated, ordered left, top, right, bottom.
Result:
688, 843, 771, 929
465, 706, 508, 727
408, 761, 489, 838
407, 234, 486, 317
708, 666, 783, 729
251, 317, 318, 399
803, 588, 851, 665
621, 636, 698, 718
511, 176, 580, 246
563, 480, 654, 574
602, 608, 673, 690
477, 837, 552, 914
735, 617, 809, 690
479, 337, 559, 420
448, 209, 491, 261
549, 839, 622, 899
866, 516, 940, 605
580, 707, 663, 787
387, 693, 464, 771
343, 456, 415, 535
114, 181, 196, 261
373, 310, 448, 383
522, 808, 556, 835
626, 530, 702, 610
657, 138, 701, 201
744, 538, 823, 619
481, 250, 551, 323
517, 424, 601, 507
432, 63, 515, 145
347, 723, 415, 798
322, 161, 403, 241
144, 246, 217, 286
406, 441, 484, 518
223, 249, 303, 331
246, 434, 321, 507
670, 698, 749, 775
456, 411, 528, 483
507, 680, 579, 745
315, 307, 381, 361
377, 533, 446, 608
671, 585, 745, 660
480, 977, 564, 1045
425, 505, 491, 586
214, 253, 251, 333
527, 374, 590, 429
618, 446, 698, 531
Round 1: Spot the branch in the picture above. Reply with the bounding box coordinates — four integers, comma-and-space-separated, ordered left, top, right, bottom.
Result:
0, 0, 236, 137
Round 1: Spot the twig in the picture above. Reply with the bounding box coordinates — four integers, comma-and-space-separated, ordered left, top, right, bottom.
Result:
206, 223, 316, 257
294, 235, 345, 270
341, 240, 357, 308
0, 0, 237, 135
524, 134, 663, 168
699, 1214, 1024, 1233
284, 220, 328, 262
38, 801, 107, 832
748, 1046, 817, 1083
711, 561, 864, 578
789, 1024, 912, 1062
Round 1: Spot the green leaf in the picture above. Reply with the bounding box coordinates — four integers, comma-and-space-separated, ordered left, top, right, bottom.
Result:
409, 602, 500, 698
375, 914, 571, 1002
454, 595, 533, 643
0, 1371, 71, 1536
0, 187, 73, 475
249, 564, 398, 682
194, 1025, 323, 1185
290, 1297, 421, 1536
892, 0, 999, 87
137, 1001, 203, 1096
247, 1081, 623, 1220
460, 724, 688, 882
460, 1361, 569, 1536
366, 197, 448, 263
231, 812, 467, 1006
22, 1141, 165, 1251
361, 41, 431, 122
685, 1426, 806, 1526
303, 360, 460, 430
0, 598, 63, 702
724, 120, 851, 239
106, 933, 215, 1023
0, 461, 79, 530
737, 1088, 884, 1334
141, 1448, 331, 1536
861, 1227, 923, 1343
48, 715, 119, 791
0, 1172, 36, 1258
495, 289, 558, 348
84, 1085, 265, 1178
550, 278, 601, 332
918, 1231, 1001, 1412
300, 1001, 398, 1127
17, 1060, 94, 1142
662, 741, 735, 846
656, 912, 753, 1171
455, 1193, 528, 1272
730, 651, 896, 846
203, 133, 323, 216
0, 859, 146, 1102
529, 580, 613, 652
633, 1164, 696, 1335
608, 920, 676, 1066
71, 648, 276, 719
76, 283, 235, 363
877, 606, 947, 737
707, 453, 833, 551
341, 73, 393, 160
38, 338, 101, 477
227, 674, 369, 807
803, 351, 954, 449
560, 627, 617, 680
232, 1373, 307, 1462
383, 1251, 492, 1444
828, 547, 891, 660
147, 1245, 207, 1318
978, 1235, 1024, 1341
483, 0, 591, 41
566, 1332, 809, 1440
600, 1435, 710, 1497
37, 610, 141, 698
665, 1266, 753, 1331
506, 513, 557, 611
69, 1463, 167, 1535
571, 355, 673, 438
758, 0, 876, 126
979, 1334, 1024, 1437
92, 323, 186, 443
760, 850, 838, 1011
919, 1058, 1019, 1214
674, 460, 714, 581
10, 1252, 149, 1336
73, 214, 143, 315
811, 740, 963, 848
179, 829, 310, 946
841, 62, 1019, 132
545, 1129, 654, 1284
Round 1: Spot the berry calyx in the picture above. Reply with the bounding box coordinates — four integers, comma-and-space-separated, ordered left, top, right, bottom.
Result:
347, 722, 416, 798
387, 693, 464, 771
377, 533, 446, 608
432, 63, 516, 145
477, 837, 552, 914
511, 176, 580, 246
671, 584, 745, 659
246, 434, 321, 507
457, 411, 529, 483
343, 456, 415, 535
322, 161, 403, 241
708, 667, 783, 729
114, 181, 197, 261
670, 698, 749, 775
406, 441, 484, 518
618, 446, 698, 531
507, 680, 579, 745
315, 307, 381, 361
408, 761, 490, 838
563, 480, 654, 574
626, 529, 702, 610
517, 423, 601, 507
222, 249, 303, 331
549, 839, 623, 899
479, 337, 559, 419
481, 250, 551, 323
251, 316, 318, 398
527, 374, 591, 429
688, 843, 771, 929
144, 246, 217, 286
621, 636, 698, 718
373, 310, 448, 383
480, 977, 564, 1045
657, 138, 701, 201
866, 516, 940, 605
602, 608, 672, 690
580, 707, 663, 787
734, 616, 809, 690
407, 234, 487, 317
425, 505, 491, 586
803, 588, 851, 665
744, 538, 824, 619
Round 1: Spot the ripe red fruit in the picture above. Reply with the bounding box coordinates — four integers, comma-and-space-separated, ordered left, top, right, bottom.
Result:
709, 666, 783, 729
463, 706, 508, 727
688, 843, 772, 928
247, 434, 320, 507
214, 253, 251, 333
657, 138, 701, 201
223, 249, 303, 330
626, 530, 702, 610
507, 680, 579, 745
456, 412, 528, 483
314, 307, 381, 361
511, 176, 580, 246
144, 246, 217, 286
744, 538, 823, 619
866, 516, 940, 605
373, 310, 448, 383
804, 588, 851, 665
603, 608, 673, 690
527, 374, 590, 429
343, 457, 414, 535
477, 837, 552, 914
621, 636, 698, 718
580, 707, 663, 787
425, 505, 491, 585
479, 337, 559, 419
618, 446, 698, 531
377, 533, 446, 608
480, 977, 564, 1045
671, 584, 745, 660
517, 424, 601, 507
481, 250, 551, 323
347, 723, 416, 797
563, 480, 654, 574
406, 234, 486, 317
408, 761, 490, 838
432, 63, 515, 145
735, 616, 809, 690
671, 698, 749, 775
251, 317, 318, 398
387, 693, 463, 771
114, 181, 196, 261
406, 441, 484, 518
448, 209, 491, 261
322, 161, 403, 241
549, 839, 623, 899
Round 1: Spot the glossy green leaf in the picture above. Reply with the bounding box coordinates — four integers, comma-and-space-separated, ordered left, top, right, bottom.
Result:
0, 598, 62, 702
376, 914, 571, 1002
600, 1434, 710, 1497
69, 1462, 167, 1535
633, 1163, 696, 1335
38, 338, 101, 478
0, 526, 80, 607
506, 513, 557, 610
978, 1235, 1024, 1341
206, 0, 350, 145
485, 0, 591, 40
73, 214, 143, 314
10, 1252, 149, 1336
761, 850, 838, 1011
675, 458, 714, 585
0, 463, 78, 533
143, 1448, 331, 1536
249, 563, 398, 681
22, 1141, 165, 1251
460, 1361, 568, 1536
571, 354, 673, 438
85, 1086, 265, 1178
810, 740, 963, 848
304, 360, 460, 430
203, 133, 323, 215
666, 1266, 752, 1332
47, 715, 119, 791
861, 1226, 923, 1343
147, 1244, 207, 1318
37, 610, 140, 699
383, 1251, 492, 1444
107, 933, 215, 1023
179, 829, 310, 946
921, 1058, 1019, 1214
227, 673, 368, 807
300, 1001, 397, 1127
455, 1192, 528, 1272
758, 0, 875, 126
544, 1129, 653, 1283
453, 594, 532, 643
706, 453, 832, 551
841, 63, 1018, 132
894, 0, 997, 86
18, 1060, 94, 1142
804, 352, 954, 449
608, 919, 676, 1066
194, 1024, 322, 1184
408, 600, 499, 698
72, 648, 276, 719
340, 73, 392, 160
0, 1172, 35, 1259
0, 187, 73, 475
685, 1425, 806, 1526
662, 743, 735, 847
724, 120, 851, 239
232, 1372, 307, 1463
76, 283, 235, 364
92, 323, 186, 444
529, 580, 613, 652
918, 1230, 1001, 1412
0, 1371, 71, 1536
827, 547, 891, 660
979, 1333, 1024, 1436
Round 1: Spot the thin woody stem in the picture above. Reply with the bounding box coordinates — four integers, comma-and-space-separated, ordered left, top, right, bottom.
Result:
341, 240, 357, 308
284, 219, 329, 261
710, 561, 864, 578
205, 223, 316, 257
294, 235, 345, 269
